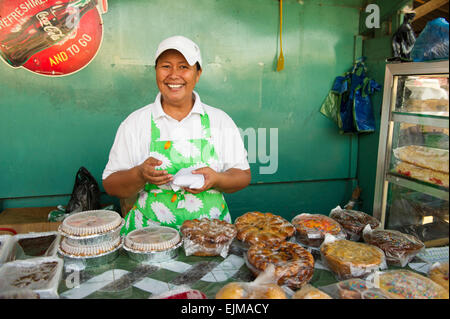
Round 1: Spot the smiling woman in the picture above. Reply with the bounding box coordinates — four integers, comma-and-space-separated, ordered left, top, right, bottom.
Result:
102, 35, 251, 235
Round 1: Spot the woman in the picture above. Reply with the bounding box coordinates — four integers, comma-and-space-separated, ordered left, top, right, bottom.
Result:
102, 35, 251, 235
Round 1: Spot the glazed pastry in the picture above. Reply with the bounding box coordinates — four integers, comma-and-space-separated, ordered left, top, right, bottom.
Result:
235, 212, 295, 246
292, 284, 332, 299
329, 208, 380, 240
291, 213, 345, 247
246, 241, 314, 289
320, 238, 385, 280
180, 218, 236, 257
378, 270, 449, 299
215, 282, 286, 299
362, 227, 424, 267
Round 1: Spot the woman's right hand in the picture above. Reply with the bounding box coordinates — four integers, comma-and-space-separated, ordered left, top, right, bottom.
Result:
138, 157, 173, 186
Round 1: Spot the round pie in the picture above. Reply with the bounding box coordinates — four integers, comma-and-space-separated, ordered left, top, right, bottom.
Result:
362, 228, 424, 267
215, 282, 287, 299
124, 226, 181, 252
320, 238, 385, 280
246, 241, 314, 289
60, 235, 121, 257
235, 212, 295, 246
180, 218, 237, 256
429, 262, 449, 292
378, 270, 449, 299
60, 210, 122, 236
329, 209, 380, 240
291, 213, 345, 247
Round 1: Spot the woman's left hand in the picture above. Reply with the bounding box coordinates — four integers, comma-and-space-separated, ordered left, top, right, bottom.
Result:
183, 167, 219, 194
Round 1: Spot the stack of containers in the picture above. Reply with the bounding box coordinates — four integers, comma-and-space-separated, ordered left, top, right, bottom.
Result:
57, 210, 124, 266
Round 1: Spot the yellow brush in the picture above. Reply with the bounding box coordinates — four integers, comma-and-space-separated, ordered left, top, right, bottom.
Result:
276, 0, 284, 72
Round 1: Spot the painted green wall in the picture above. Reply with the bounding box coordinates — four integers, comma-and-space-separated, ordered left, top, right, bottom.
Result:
1, 0, 366, 220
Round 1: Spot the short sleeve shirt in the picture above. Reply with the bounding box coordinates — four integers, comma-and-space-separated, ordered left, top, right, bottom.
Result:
102, 91, 250, 180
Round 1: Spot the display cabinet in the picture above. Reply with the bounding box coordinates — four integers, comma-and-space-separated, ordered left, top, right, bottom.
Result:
373, 60, 449, 247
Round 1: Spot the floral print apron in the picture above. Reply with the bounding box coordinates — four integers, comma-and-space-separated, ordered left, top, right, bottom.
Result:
121, 111, 231, 235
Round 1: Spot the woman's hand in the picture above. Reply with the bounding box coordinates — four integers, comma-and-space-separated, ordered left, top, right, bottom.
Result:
138, 157, 173, 186
183, 167, 219, 194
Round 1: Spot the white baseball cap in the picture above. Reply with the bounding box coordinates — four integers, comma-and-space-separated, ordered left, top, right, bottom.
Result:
154, 35, 203, 69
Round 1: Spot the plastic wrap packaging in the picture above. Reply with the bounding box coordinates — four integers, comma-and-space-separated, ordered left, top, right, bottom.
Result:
235, 212, 295, 247
362, 224, 425, 267
216, 264, 287, 299
428, 261, 449, 291
149, 286, 207, 299
0, 256, 63, 299
320, 234, 387, 281
291, 284, 332, 299
412, 18, 449, 62
0, 288, 40, 299
244, 241, 315, 289
291, 213, 346, 247
12, 232, 61, 259
369, 269, 449, 299
329, 206, 380, 241
319, 278, 397, 299
0, 235, 15, 265
123, 226, 182, 263
180, 218, 237, 258
59, 210, 123, 237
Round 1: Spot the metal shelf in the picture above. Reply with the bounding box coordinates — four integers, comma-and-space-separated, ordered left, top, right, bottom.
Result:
391, 111, 449, 128
386, 173, 449, 201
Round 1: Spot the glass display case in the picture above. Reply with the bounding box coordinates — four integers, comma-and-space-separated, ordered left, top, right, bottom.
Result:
373, 60, 449, 247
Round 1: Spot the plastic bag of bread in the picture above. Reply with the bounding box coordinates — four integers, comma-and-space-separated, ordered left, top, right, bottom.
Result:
319, 278, 397, 299
362, 224, 425, 267
428, 262, 449, 292
320, 234, 387, 281
244, 241, 315, 289
292, 284, 332, 299
329, 206, 380, 241
180, 218, 237, 258
291, 213, 346, 248
215, 265, 287, 299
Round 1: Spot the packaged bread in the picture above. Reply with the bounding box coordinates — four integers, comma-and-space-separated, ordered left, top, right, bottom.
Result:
320, 234, 386, 280
245, 241, 315, 289
428, 262, 449, 292
216, 265, 287, 299
291, 213, 346, 247
292, 284, 332, 299
180, 218, 236, 258
362, 225, 425, 267
393, 145, 449, 174
329, 206, 380, 241
376, 270, 449, 299
320, 278, 397, 299
394, 161, 449, 188
235, 212, 295, 247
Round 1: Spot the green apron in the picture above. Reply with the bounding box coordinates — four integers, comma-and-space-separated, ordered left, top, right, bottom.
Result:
121, 110, 231, 235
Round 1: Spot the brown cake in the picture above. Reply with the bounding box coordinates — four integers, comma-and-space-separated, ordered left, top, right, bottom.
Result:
320, 238, 385, 280
235, 212, 295, 246
362, 227, 425, 267
329, 208, 380, 240
246, 241, 315, 289
180, 218, 237, 257
291, 213, 345, 247
18, 234, 57, 257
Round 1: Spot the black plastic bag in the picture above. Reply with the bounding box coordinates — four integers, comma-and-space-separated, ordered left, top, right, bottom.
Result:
65, 167, 101, 214
391, 12, 416, 61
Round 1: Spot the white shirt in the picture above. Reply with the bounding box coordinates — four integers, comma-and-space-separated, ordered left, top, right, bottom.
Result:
102, 91, 250, 180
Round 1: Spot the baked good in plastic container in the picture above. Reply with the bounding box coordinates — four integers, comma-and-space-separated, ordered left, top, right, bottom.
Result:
428, 262, 449, 291
320, 234, 386, 280
245, 241, 314, 289
215, 264, 287, 299
393, 145, 449, 174
375, 269, 449, 299
319, 278, 397, 299
13, 232, 61, 259
235, 212, 295, 247
329, 206, 380, 241
291, 213, 346, 247
0, 235, 15, 266
60, 235, 122, 257
362, 224, 425, 267
59, 210, 123, 237
0, 256, 63, 299
394, 161, 449, 188
292, 284, 332, 299
180, 218, 236, 258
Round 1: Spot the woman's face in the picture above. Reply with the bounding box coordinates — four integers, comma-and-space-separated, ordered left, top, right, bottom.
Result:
156, 49, 202, 107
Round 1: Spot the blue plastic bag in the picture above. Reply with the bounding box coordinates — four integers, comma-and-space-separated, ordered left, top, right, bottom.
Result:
412, 18, 449, 62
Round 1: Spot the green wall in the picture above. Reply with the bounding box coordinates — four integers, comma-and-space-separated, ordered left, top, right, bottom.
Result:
1, 0, 367, 220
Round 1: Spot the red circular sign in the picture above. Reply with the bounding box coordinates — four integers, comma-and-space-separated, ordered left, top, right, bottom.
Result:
0, 0, 106, 76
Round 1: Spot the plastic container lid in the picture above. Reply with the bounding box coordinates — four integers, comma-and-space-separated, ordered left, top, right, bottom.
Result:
60, 235, 121, 257
60, 210, 122, 236
124, 226, 181, 252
